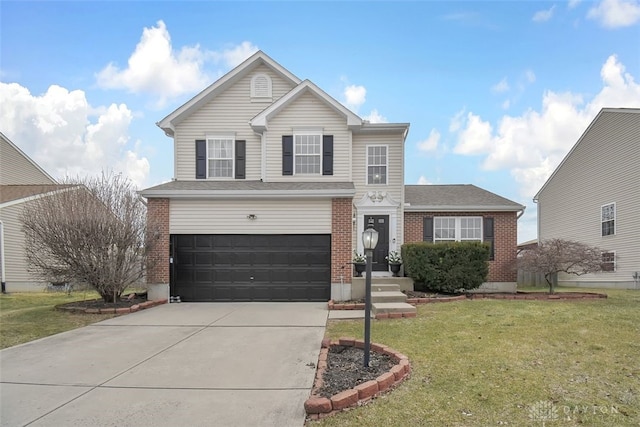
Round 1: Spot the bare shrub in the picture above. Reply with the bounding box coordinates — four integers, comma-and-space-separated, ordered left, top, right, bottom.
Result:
21, 172, 156, 303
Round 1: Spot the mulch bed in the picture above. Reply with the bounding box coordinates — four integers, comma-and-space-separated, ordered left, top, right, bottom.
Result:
404, 290, 462, 298
54, 293, 167, 314
317, 345, 394, 398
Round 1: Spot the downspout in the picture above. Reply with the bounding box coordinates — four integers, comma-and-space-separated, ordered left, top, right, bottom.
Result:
517, 206, 526, 219
1, 220, 6, 293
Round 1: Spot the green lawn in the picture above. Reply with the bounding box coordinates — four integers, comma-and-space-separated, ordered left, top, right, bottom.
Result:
0, 291, 117, 350
317, 287, 640, 426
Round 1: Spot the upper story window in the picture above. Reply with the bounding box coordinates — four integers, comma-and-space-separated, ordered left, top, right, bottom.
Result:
601, 202, 615, 236
251, 73, 272, 100
367, 145, 387, 185
434, 217, 482, 242
294, 134, 321, 174
601, 251, 616, 272
208, 137, 234, 178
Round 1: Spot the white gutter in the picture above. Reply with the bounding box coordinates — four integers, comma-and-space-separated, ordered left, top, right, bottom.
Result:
139, 188, 356, 199
404, 205, 526, 212
1, 220, 6, 293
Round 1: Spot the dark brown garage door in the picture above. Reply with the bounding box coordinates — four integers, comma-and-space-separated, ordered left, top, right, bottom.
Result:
171, 234, 331, 302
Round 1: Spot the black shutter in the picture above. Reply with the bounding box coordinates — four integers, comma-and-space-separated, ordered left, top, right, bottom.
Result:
235, 140, 246, 179
322, 135, 333, 175
423, 216, 434, 242
195, 139, 206, 179
484, 217, 495, 261
282, 135, 293, 175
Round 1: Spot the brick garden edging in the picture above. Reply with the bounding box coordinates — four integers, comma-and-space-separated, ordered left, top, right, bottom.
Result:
304, 337, 411, 420
406, 295, 468, 305
55, 299, 168, 314
468, 292, 607, 300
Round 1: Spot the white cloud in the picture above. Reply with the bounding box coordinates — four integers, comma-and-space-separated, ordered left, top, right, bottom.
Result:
533, 5, 557, 22
417, 176, 432, 185
96, 20, 258, 107
344, 84, 366, 110
451, 54, 640, 202
0, 82, 149, 188
502, 99, 511, 109
417, 129, 441, 153
587, 0, 640, 28
568, 0, 582, 9
452, 112, 494, 155
525, 70, 536, 84
363, 109, 388, 123
210, 41, 259, 68
492, 78, 510, 93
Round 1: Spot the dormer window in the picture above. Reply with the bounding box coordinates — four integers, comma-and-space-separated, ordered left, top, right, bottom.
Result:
251, 73, 272, 101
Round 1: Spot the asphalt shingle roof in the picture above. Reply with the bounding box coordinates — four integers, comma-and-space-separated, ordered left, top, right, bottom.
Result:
404, 184, 524, 211
0, 185, 71, 204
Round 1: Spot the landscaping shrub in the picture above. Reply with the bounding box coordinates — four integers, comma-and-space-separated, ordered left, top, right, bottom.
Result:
402, 242, 490, 293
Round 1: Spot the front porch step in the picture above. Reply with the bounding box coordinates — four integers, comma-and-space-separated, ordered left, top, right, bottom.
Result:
372, 283, 401, 292
372, 302, 417, 315
371, 291, 408, 303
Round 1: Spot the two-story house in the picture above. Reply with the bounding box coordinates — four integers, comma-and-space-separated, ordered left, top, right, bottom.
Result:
0, 132, 65, 292
534, 108, 640, 289
142, 51, 524, 302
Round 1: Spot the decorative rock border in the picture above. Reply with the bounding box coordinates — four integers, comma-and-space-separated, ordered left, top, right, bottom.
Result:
304, 337, 411, 420
55, 299, 168, 314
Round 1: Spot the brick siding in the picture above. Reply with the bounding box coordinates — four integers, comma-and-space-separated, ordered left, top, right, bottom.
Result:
332, 198, 352, 284
404, 211, 518, 282
146, 198, 170, 284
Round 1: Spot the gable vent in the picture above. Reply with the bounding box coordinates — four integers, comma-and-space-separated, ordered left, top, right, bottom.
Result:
251, 73, 272, 99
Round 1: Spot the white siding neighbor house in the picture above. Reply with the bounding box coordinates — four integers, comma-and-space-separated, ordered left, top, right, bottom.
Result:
534, 108, 640, 289
142, 51, 525, 302
0, 133, 63, 291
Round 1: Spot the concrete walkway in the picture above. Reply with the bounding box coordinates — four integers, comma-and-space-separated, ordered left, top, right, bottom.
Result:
0, 302, 328, 427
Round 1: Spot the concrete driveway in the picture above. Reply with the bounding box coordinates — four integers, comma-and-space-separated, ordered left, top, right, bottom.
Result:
0, 302, 328, 427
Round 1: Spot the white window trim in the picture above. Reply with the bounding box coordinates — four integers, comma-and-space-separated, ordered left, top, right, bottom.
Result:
251, 73, 272, 101
601, 251, 616, 272
293, 132, 322, 175
601, 202, 616, 236
206, 135, 235, 179
366, 144, 389, 185
433, 216, 483, 242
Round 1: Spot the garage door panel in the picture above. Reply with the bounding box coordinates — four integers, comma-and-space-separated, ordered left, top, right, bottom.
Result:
172, 234, 330, 302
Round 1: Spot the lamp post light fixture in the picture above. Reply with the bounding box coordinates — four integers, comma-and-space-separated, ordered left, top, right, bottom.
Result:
362, 221, 379, 367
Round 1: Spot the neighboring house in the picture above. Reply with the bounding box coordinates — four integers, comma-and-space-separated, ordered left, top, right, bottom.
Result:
142, 51, 524, 302
534, 108, 640, 289
0, 132, 63, 291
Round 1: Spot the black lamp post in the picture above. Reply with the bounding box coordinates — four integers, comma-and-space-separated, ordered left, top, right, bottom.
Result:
362, 222, 379, 367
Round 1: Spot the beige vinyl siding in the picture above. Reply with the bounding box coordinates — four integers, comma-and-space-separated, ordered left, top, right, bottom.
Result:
173, 65, 295, 181
1, 138, 55, 185
170, 199, 332, 234
351, 132, 405, 250
265, 92, 351, 181
538, 110, 640, 285
0, 203, 43, 288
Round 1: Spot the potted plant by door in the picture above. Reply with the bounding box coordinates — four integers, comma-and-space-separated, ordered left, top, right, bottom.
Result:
385, 251, 403, 277
353, 251, 367, 277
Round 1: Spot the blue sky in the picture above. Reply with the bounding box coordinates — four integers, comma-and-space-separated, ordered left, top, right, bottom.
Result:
2, 1, 639, 242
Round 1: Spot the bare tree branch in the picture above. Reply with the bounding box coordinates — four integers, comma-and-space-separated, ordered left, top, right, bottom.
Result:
518, 239, 604, 293
21, 172, 157, 303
